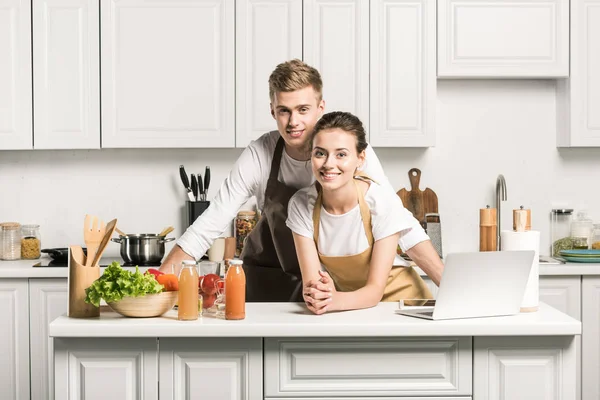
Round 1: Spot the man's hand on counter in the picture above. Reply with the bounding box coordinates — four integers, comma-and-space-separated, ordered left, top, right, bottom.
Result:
160, 245, 195, 274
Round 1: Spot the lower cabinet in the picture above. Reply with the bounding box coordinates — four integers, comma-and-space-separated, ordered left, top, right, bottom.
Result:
29, 279, 68, 400
0, 279, 30, 400
264, 337, 472, 398
582, 276, 600, 400
54, 338, 159, 400
158, 338, 263, 400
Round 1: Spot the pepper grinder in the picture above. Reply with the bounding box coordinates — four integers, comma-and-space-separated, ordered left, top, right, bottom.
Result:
480, 205, 497, 252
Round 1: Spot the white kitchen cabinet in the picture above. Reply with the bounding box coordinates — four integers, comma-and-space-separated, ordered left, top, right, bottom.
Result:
0, 279, 30, 399
582, 276, 600, 400
370, 0, 436, 147
438, 0, 569, 78
557, 0, 600, 147
54, 338, 158, 400
33, 0, 100, 149
101, 0, 234, 148
158, 337, 262, 400
264, 337, 472, 397
474, 336, 577, 400
0, 0, 32, 150
304, 0, 369, 131
29, 279, 68, 400
235, 0, 302, 148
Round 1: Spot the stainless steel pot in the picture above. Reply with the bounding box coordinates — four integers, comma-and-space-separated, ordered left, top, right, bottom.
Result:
111, 234, 175, 265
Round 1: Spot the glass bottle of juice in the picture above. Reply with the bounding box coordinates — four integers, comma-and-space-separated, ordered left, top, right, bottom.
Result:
178, 260, 199, 321
225, 259, 246, 320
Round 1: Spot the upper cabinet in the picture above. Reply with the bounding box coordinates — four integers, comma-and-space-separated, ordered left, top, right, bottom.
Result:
370, 0, 436, 147
0, 0, 32, 150
557, 0, 600, 147
33, 0, 100, 149
303, 0, 370, 132
438, 0, 569, 78
101, 0, 234, 148
236, 0, 302, 148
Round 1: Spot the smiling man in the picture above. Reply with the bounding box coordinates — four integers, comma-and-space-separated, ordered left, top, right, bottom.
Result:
161, 59, 443, 302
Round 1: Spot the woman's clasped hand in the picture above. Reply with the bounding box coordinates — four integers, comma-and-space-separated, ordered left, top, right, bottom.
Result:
303, 270, 337, 314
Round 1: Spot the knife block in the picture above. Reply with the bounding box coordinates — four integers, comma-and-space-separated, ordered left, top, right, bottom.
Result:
68, 246, 100, 318
187, 200, 210, 227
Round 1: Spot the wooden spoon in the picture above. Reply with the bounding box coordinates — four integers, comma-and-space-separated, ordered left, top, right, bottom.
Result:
159, 226, 174, 237
83, 215, 106, 267
91, 219, 118, 267
115, 227, 127, 237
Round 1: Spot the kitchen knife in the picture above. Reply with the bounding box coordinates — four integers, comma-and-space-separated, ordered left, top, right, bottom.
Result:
191, 174, 198, 202
204, 166, 211, 201
197, 173, 204, 202
179, 165, 196, 202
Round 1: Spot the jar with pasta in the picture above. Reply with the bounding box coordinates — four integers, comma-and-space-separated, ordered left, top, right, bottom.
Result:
21, 224, 41, 259
235, 211, 257, 257
1, 222, 21, 261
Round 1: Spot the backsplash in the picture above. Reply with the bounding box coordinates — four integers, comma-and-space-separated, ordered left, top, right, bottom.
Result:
1, 80, 599, 257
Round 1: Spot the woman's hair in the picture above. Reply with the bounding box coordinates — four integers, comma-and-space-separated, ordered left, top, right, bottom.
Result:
311, 111, 368, 153
268, 59, 323, 102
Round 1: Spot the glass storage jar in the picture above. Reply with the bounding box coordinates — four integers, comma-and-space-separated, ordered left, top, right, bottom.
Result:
1, 222, 22, 260
571, 211, 593, 250
21, 224, 41, 259
551, 209, 573, 257
235, 211, 257, 257
591, 224, 600, 250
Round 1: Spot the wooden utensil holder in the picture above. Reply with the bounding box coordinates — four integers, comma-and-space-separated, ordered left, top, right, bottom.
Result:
68, 246, 100, 318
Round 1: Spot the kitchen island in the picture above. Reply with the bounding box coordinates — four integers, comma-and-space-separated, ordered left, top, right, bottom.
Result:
49, 302, 579, 400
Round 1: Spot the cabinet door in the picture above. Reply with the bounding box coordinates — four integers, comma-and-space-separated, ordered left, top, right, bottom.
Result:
304, 0, 369, 132
0, 279, 30, 399
236, 0, 302, 148
29, 279, 68, 400
54, 338, 158, 400
474, 336, 577, 400
582, 276, 600, 400
159, 337, 262, 400
0, 0, 32, 150
101, 0, 234, 148
438, 0, 569, 78
33, 0, 100, 149
370, 0, 436, 147
557, 0, 600, 147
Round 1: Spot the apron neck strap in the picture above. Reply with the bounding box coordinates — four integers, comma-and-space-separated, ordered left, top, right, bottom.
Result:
269, 138, 286, 181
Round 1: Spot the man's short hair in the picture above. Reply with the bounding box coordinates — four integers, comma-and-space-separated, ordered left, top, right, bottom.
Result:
268, 59, 323, 102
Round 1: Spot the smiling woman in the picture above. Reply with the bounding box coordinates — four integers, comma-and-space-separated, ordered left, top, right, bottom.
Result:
286, 111, 435, 315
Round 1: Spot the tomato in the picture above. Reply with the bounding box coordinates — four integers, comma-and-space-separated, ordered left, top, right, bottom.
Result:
146, 268, 164, 279
201, 273, 220, 295
202, 293, 217, 309
157, 273, 178, 291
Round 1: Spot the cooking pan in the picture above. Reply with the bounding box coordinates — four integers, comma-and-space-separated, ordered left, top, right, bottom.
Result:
41, 248, 87, 263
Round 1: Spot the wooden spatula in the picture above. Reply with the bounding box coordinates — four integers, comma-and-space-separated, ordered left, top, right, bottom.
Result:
159, 226, 174, 237
91, 219, 117, 267
83, 215, 105, 267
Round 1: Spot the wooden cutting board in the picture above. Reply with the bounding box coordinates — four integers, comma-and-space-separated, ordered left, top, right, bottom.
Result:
397, 168, 438, 224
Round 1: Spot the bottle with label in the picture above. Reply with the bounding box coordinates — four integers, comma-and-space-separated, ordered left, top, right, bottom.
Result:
178, 260, 199, 321
225, 259, 246, 320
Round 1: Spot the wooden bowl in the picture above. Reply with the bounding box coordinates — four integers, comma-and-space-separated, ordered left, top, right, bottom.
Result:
107, 291, 178, 318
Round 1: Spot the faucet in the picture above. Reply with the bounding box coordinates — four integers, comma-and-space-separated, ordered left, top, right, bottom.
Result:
496, 174, 507, 250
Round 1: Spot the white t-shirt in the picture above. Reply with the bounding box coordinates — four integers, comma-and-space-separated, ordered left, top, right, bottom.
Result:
177, 130, 427, 260
286, 181, 427, 266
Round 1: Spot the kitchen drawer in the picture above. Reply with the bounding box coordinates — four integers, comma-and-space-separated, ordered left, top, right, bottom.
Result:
264, 337, 472, 397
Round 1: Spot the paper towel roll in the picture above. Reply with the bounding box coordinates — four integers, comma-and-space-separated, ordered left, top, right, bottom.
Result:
501, 230, 540, 312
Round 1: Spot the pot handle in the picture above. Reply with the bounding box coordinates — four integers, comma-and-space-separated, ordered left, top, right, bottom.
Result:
111, 238, 123, 244
160, 237, 175, 244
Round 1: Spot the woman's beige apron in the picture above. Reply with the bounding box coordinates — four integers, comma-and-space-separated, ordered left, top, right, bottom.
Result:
312, 176, 432, 301
241, 138, 304, 302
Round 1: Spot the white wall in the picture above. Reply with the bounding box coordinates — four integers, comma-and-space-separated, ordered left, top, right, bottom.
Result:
1, 80, 599, 258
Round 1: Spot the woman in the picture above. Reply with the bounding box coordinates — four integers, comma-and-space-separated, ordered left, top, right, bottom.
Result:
286, 111, 434, 314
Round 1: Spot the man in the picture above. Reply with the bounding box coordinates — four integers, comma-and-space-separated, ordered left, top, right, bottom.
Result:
160, 59, 443, 301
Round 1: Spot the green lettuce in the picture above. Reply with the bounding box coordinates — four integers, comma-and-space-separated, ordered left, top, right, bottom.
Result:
84, 262, 164, 307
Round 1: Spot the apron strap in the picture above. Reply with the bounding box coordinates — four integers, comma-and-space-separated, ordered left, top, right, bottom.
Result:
269, 138, 286, 181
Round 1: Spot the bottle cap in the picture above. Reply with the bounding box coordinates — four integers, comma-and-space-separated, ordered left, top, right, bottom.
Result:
182, 260, 197, 265
229, 259, 243, 265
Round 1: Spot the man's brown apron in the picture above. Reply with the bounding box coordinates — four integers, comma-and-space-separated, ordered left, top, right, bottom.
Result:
312, 176, 432, 301
241, 138, 304, 302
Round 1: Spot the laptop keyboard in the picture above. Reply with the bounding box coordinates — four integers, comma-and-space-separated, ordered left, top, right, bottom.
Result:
418, 311, 434, 317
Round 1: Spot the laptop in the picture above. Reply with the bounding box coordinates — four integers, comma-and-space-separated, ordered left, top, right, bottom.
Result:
396, 250, 535, 320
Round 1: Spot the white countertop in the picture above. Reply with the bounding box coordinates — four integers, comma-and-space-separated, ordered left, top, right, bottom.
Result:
49, 302, 580, 338
3, 258, 600, 278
